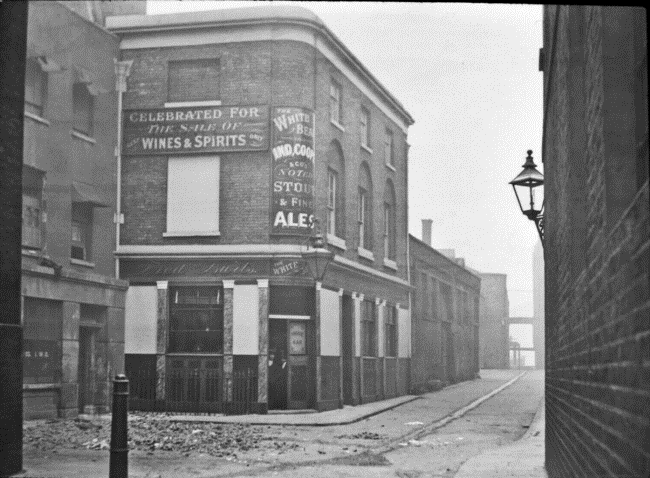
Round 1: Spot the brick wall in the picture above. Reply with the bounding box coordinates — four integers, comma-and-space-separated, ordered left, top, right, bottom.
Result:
409, 236, 480, 389
543, 6, 650, 477
120, 37, 410, 281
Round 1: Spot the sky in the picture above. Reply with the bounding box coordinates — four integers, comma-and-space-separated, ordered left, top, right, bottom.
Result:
146, 1, 544, 321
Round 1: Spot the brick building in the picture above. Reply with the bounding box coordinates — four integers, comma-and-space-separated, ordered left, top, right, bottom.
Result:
409, 220, 480, 391
19, 1, 142, 419
107, 6, 414, 413
541, 6, 648, 477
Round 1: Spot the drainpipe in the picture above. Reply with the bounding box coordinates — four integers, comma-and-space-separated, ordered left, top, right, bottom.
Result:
113, 59, 133, 279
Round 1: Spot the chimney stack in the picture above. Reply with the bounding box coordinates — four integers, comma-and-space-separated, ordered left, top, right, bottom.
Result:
422, 219, 433, 246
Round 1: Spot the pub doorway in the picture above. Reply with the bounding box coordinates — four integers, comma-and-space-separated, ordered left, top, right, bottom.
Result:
268, 319, 311, 410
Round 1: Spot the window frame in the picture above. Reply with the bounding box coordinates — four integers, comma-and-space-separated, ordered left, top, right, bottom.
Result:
330, 80, 342, 125
384, 129, 395, 167
72, 82, 94, 137
361, 299, 376, 357
168, 286, 225, 354
25, 58, 47, 117
358, 187, 367, 249
360, 106, 371, 148
327, 168, 338, 236
71, 202, 93, 261
384, 305, 397, 357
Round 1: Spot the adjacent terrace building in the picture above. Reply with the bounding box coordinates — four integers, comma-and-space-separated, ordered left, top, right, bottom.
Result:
409, 220, 481, 391
20, 1, 137, 419
107, 6, 414, 413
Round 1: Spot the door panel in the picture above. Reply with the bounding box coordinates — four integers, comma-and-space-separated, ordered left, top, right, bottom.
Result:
268, 320, 288, 410
287, 321, 310, 409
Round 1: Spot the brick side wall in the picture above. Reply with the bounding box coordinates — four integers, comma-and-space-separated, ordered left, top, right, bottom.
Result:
409, 236, 480, 389
543, 6, 650, 477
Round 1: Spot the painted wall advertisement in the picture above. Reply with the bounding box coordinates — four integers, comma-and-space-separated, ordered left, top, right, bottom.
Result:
270, 107, 315, 236
123, 105, 269, 155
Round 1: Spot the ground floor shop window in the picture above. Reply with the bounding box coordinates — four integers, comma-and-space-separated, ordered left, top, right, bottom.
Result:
23, 298, 61, 384
361, 299, 376, 357
169, 286, 223, 353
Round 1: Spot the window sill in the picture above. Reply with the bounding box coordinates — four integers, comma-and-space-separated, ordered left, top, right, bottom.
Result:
327, 234, 346, 250
24, 383, 61, 391
357, 246, 374, 261
24, 111, 50, 126
70, 258, 95, 268
385, 163, 397, 172
164, 100, 222, 108
22, 248, 42, 257
361, 144, 373, 154
331, 120, 345, 132
383, 258, 398, 271
71, 130, 96, 144
163, 231, 220, 237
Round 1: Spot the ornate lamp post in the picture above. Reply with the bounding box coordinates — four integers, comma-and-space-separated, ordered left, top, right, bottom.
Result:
509, 150, 545, 244
302, 218, 334, 282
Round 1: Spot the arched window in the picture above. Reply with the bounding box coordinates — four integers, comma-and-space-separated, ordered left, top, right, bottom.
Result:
326, 141, 345, 239
383, 179, 396, 260
358, 162, 373, 251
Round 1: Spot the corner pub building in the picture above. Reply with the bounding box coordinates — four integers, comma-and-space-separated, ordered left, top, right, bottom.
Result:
107, 6, 414, 413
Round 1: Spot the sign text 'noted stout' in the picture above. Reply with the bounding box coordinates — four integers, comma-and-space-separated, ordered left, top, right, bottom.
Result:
270, 107, 315, 236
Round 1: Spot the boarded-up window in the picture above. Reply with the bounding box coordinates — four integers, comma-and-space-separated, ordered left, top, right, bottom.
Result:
166, 156, 220, 235
168, 59, 220, 103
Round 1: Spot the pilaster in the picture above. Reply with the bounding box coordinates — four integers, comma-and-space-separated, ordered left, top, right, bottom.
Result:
155, 281, 168, 401
222, 280, 234, 401
257, 279, 268, 408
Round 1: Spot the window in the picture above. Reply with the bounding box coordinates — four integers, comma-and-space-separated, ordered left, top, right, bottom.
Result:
420, 273, 429, 320
383, 180, 396, 260
361, 299, 376, 357
71, 202, 93, 261
384, 129, 394, 167
166, 156, 220, 236
327, 169, 337, 236
358, 187, 368, 249
25, 59, 47, 117
429, 277, 438, 321
360, 107, 370, 148
168, 59, 220, 103
73, 82, 93, 136
22, 166, 45, 250
330, 80, 342, 125
169, 287, 224, 353
441, 283, 454, 322
385, 305, 397, 357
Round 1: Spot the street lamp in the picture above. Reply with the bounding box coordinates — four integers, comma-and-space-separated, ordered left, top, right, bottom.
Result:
509, 150, 545, 244
302, 218, 334, 282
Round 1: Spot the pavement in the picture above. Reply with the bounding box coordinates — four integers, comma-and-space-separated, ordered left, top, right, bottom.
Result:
14, 369, 548, 478
454, 394, 547, 478
166, 394, 420, 426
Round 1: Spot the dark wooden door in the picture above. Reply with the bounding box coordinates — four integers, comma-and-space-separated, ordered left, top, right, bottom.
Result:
287, 321, 310, 409
78, 327, 94, 412
268, 320, 288, 410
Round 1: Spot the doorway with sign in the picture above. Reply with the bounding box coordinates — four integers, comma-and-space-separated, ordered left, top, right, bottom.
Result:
268, 319, 311, 410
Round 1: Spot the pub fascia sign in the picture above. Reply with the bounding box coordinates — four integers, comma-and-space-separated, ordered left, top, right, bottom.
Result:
123, 105, 270, 155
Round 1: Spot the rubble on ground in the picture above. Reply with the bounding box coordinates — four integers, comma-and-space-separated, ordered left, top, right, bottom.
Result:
23, 413, 301, 458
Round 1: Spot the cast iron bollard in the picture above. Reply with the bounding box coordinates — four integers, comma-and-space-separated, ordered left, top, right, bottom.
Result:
109, 374, 129, 478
